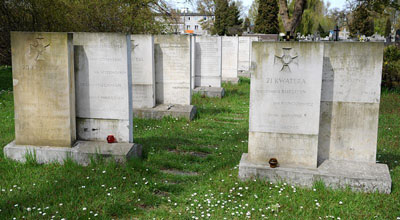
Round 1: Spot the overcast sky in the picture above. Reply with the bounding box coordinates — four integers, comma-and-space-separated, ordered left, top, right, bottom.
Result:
171, 0, 347, 12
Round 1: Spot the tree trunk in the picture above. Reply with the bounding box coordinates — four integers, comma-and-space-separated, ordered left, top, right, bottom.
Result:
278, 0, 307, 35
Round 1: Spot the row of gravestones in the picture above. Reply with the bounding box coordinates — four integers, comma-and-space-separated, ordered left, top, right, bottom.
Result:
4, 32, 256, 164
128, 34, 257, 120
4, 32, 392, 193
239, 42, 392, 194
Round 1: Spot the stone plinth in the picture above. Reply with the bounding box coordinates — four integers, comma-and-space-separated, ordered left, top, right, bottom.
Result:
133, 104, 197, 121
4, 141, 142, 166
10, 32, 76, 147
193, 86, 225, 98
239, 154, 391, 194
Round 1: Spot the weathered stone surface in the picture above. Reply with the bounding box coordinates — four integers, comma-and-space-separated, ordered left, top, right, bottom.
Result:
133, 104, 197, 121
191, 35, 196, 90
193, 86, 225, 98
11, 32, 76, 147
239, 153, 391, 194
74, 32, 132, 143
131, 35, 155, 108
222, 36, 239, 83
238, 37, 251, 71
248, 42, 324, 168
154, 35, 192, 105
4, 140, 142, 166
319, 43, 384, 164
76, 118, 130, 142
322, 42, 383, 103
195, 36, 222, 87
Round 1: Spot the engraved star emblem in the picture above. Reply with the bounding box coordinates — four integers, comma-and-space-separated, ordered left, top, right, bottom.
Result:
274, 48, 298, 72
30, 36, 50, 61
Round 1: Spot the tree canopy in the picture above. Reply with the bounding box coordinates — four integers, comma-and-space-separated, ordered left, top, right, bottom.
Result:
254, 0, 279, 34
0, 0, 168, 65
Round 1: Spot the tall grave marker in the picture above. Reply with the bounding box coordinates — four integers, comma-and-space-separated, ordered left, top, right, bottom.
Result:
133, 35, 196, 120
9, 32, 76, 147
239, 42, 391, 193
222, 36, 239, 84
246, 42, 324, 168
74, 32, 133, 143
131, 35, 156, 108
5, 32, 141, 165
193, 36, 225, 98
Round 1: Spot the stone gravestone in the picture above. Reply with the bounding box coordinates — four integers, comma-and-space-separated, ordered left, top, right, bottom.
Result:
133, 35, 196, 120
192, 36, 225, 98
9, 32, 76, 147
245, 42, 324, 169
5, 32, 141, 165
222, 36, 239, 84
239, 42, 391, 193
191, 35, 196, 90
131, 35, 155, 108
238, 37, 251, 72
318, 42, 391, 193
74, 32, 133, 143
238, 36, 259, 78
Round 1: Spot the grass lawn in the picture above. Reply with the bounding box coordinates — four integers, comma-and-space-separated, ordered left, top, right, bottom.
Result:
0, 66, 399, 219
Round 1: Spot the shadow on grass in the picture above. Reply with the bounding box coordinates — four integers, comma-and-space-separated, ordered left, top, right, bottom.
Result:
0, 66, 12, 91
379, 152, 400, 170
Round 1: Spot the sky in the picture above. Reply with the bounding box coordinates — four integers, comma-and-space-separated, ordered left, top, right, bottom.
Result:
171, 0, 348, 12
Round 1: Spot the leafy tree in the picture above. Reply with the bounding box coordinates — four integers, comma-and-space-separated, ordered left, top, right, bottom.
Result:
0, 0, 165, 65
248, 0, 259, 25
227, 1, 243, 35
212, 0, 243, 36
243, 17, 250, 32
254, 0, 279, 34
349, 2, 374, 37
317, 23, 329, 37
213, 0, 230, 35
196, 0, 215, 32
278, 0, 307, 35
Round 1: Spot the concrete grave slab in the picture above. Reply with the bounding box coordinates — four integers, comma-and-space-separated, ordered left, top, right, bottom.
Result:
4, 141, 142, 166
133, 104, 197, 121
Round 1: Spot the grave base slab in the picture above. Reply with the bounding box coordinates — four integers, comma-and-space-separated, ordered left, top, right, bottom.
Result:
193, 86, 225, 98
238, 153, 391, 194
133, 104, 197, 121
4, 140, 142, 166
222, 77, 239, 84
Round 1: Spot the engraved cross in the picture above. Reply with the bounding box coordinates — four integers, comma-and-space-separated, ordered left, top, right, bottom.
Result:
30, 36, 50, 61
275, 48, 298, 72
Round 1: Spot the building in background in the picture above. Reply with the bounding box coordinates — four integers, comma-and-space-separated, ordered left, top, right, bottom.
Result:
157, 12, 214, 35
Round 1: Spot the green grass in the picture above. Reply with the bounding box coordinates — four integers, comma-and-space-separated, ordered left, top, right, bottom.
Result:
0, 66, 399, 219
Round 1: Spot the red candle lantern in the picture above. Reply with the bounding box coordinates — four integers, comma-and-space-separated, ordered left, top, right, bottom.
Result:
107, 135, 116, 143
